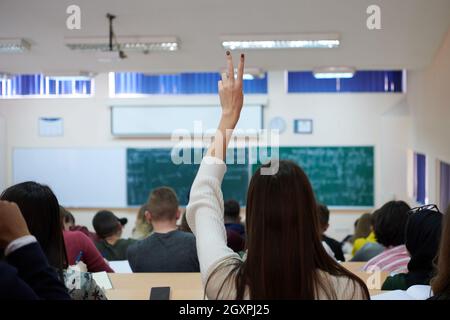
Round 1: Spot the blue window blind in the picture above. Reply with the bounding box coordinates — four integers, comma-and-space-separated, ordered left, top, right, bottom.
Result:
414, 152, 427, 204
113, 72, 268, 95
0, 74, 93, 97
287, 70, 404, 93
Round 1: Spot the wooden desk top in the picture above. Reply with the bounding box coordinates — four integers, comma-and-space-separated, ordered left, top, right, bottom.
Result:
106, 273, 204, 300
105, 266, 389, 300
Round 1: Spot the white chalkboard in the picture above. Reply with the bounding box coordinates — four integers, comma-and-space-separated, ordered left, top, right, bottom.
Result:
111, 105, 263, 137
13, 148, 127, 208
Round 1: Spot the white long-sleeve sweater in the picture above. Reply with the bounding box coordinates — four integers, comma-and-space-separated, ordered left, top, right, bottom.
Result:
186, 156, 367, 300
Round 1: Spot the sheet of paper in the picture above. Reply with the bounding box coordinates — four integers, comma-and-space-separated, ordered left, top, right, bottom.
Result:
406, 285, 433, 300
92, 271, 113, 290
109, 260, 133, 273
371, 290, 414, 300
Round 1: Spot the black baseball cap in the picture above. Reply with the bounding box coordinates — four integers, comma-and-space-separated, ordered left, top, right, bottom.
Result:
93, 210, 128, 239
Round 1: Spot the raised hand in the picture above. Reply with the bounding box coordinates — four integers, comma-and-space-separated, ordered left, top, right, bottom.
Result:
207, 52, 246, 161
218, 51, 245, 127
0, 200, 31, 248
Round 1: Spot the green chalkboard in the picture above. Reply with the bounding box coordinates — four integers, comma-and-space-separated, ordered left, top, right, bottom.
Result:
251, 146, 374, 207
127, 148, 249, 206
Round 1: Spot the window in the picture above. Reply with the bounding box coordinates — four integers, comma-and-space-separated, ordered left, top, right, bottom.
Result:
0, 74, 93, 98
414, 152, 427, 204
287, 70, 404, 93
111, 72, 268, 96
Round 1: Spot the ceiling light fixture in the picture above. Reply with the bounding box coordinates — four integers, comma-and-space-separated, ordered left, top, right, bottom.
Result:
0, 38, 31, 53
65, 36, 179, 52
221, 33, 340, 50
313, 67, 355, 79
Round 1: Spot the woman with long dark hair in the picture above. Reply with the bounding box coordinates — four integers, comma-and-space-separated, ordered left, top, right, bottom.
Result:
1, 181, 107, 300
429, 206, 450, 299
186, 52, 370, 300
382, 206, 442, 290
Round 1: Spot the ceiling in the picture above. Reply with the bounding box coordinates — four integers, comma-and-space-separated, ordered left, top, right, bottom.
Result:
0, 0, 449, 74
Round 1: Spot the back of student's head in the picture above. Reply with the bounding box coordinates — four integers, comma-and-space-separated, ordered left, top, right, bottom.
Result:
222, 160, 369, 299
317, 203, 330, 231
431, 206, 450, 296
354, 213, 373, 239
405, 208, 442, 282
224, 199, 240, 221
0, 181, 67, 270
93, 210, 125, 239
372, 200, 411, 247
147, 187, 179, 222
60, 206, 75, 228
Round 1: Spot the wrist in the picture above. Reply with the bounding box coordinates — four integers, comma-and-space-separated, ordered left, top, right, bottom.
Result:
220, 112, 239, 128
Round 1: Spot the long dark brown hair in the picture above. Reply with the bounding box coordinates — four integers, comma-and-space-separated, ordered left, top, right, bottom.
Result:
207, 160, 370, 299
431, 206, 450, 295
1, 182, 68, 273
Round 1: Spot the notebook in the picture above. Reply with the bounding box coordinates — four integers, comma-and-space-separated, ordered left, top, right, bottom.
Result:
109, 260, 133, 273
92, 272, 113, 290
371, 285, 433, 300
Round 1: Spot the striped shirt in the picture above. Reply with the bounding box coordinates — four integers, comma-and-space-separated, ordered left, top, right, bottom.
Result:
363, 245, 410, 274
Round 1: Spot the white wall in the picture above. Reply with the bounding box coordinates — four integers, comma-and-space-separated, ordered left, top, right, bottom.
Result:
407, 29, 450, 207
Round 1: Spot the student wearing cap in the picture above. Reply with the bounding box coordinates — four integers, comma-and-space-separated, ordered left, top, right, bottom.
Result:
93, 210, 136, 261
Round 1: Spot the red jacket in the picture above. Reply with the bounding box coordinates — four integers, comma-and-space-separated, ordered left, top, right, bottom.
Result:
63, 230, 114, 273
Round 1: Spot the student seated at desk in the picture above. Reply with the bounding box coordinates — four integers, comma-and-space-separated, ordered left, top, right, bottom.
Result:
127, 187, 200, 272
224, 200, 245, 253
363, 201, 411, 274
0, 200, 70, 300
93, 210, 136, 261
60, 206, 114, 273
61, 206, 99, 242
1, 182, 107, 300
186, 52, 369, 300
429, 206, 450, 300
382, 205, 442, 291
351, 213, 384, 262
317, 204, 345, 262
131, 205, 153, 240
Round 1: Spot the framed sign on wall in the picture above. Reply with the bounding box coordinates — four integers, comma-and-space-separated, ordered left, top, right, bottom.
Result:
294, 119, 313, 134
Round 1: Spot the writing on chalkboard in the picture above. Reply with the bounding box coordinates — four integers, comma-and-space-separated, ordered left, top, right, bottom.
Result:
127, 148, 249, 206
252, 147, 374, 207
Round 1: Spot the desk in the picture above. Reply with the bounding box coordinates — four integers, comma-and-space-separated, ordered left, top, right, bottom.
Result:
341, 261, 366, 273
105, 269, 389, 300
341, 262, 389, 291
106, 273, 204, 300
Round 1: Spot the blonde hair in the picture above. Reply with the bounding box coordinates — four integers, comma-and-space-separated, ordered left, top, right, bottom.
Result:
132, 205, 153, 240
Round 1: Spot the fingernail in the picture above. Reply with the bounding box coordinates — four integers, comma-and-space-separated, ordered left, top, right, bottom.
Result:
226, 51, 230, 56
241, 53, 244, 58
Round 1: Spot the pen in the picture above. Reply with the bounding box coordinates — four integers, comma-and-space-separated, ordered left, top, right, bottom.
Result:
75, 251, 83, 264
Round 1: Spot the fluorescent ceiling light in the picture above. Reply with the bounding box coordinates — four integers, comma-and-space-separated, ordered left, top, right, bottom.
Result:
221, 33, 339, 50
64, 36, 179, 52
0, 38, 30, 53
313, 67, 355, 79
44, 71, 96, 80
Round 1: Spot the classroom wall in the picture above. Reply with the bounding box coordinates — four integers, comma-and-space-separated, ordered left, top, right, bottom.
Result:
407, 28, 450, 207
0, 71, 410, 240
0, 115, 6, 191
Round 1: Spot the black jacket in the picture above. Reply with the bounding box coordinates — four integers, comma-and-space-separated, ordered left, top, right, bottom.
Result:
0, 242, 70, 300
